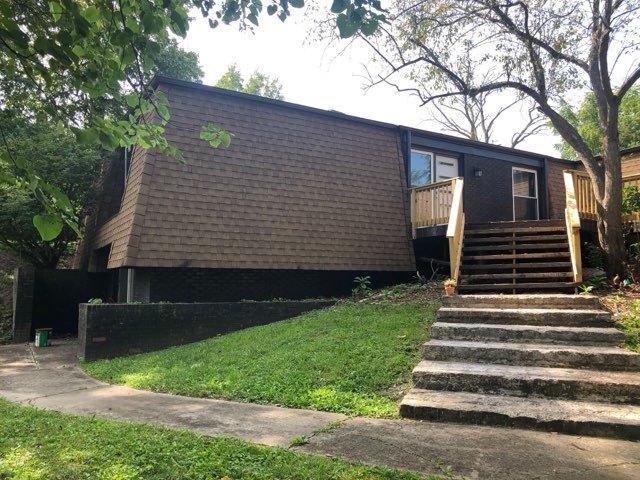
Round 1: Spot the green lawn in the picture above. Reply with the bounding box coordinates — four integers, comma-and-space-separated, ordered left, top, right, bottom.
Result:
616, 299, 640, 352
84, 302, 437, 418
0, 399, 435, 480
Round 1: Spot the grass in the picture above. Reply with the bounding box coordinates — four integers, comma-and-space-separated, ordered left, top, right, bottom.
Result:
0, 398, 437, 480
84, 301, 438, 418
608, 296, 640, 352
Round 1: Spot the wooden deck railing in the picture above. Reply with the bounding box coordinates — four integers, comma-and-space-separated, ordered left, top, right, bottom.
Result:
564, 170, 640, 222
410, 178, 457, 234
563, 171, 583, 283
410, 177, 465, 282
446, 178, 465, 282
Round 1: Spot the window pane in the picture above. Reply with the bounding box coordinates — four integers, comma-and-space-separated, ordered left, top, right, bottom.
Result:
514, 197, 538, 220
411, 151, 432, 187
513, 170, 536, 197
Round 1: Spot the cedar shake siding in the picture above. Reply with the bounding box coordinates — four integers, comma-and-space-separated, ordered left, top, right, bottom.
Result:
77, 79, 415, 273
622, 147, 640, 177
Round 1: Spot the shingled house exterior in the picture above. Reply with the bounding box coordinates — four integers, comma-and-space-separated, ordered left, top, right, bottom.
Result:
74, 76, 577, 302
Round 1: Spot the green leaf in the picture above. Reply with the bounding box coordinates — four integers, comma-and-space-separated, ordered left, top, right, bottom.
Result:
75, 128, 98, 144
337, 14, 358, 38
360, 19, 378, 36
48, 1, 63, 21
330, 0, 348, 13
125, 93, 139, 108
33, 214, 63, 241
81, 6, 100, 23
289, 0, 304, 8
71, 45, 85, 57
267, 5, 277, 15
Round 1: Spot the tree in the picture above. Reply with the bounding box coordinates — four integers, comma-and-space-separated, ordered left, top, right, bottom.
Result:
216, 64, 284, 99
153, 39, 204, 84
557, 87, 640, 160
0, 0, 302, 240
329, 0, 640, 276
0, 113, 103, 267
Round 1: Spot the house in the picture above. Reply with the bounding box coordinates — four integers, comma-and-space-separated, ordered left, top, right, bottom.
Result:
74, 76, 582, 300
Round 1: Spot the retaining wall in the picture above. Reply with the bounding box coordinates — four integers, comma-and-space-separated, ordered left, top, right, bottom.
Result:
78, 300, 335, 361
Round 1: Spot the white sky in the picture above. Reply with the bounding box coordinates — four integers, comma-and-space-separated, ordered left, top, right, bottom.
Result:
179, 5, 561, 157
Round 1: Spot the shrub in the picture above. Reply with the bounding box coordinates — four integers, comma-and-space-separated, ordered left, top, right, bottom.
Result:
622, 185, 640, 214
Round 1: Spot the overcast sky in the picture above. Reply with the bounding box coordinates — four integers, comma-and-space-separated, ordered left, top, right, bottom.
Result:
178, 4, 562, 157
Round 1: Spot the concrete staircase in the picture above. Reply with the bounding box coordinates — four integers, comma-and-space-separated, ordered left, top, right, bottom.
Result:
459, 220, 578, 293
400, 294, 640, 440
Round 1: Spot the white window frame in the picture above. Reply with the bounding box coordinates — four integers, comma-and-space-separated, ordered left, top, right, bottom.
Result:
512, 166, 539, 221
410, 148, 435, 187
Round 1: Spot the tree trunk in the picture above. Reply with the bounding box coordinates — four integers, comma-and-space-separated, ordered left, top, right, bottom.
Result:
595, 135, 625, 277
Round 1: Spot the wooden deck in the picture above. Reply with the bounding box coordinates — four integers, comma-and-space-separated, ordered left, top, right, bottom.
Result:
564, 170, 640, 223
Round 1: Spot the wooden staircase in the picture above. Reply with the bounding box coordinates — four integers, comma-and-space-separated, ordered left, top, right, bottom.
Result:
458, 220, 578, 293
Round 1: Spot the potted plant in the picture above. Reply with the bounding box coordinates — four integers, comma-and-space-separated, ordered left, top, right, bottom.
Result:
443, 278, 456, 296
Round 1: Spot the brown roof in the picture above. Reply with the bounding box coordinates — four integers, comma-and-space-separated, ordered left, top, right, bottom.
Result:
77, 78, 415, 271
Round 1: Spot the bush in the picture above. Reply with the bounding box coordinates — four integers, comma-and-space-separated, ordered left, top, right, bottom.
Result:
622, 185, 640, 214
583, 242, 605, 269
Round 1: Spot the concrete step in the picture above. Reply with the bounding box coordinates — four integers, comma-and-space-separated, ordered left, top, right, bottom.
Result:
399, 388, 640, 440
422, 339, 640, 371
412, 360, 640, 404
442, 294, 602, 310
430, 322, 626, 346
437, 307, 611, 327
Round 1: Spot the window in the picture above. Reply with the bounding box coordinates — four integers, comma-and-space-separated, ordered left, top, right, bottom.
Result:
410, 149, 433, 187
512, 167, 539, 221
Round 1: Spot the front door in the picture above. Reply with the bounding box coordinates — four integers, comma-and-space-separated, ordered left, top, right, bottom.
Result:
435, 155, 459, 182
512, 167, 539, 221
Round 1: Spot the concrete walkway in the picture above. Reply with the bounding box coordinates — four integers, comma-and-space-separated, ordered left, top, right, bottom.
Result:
1, 340, 639, 480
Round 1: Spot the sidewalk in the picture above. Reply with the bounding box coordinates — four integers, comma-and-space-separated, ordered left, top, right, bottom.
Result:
1, 339, 639, 479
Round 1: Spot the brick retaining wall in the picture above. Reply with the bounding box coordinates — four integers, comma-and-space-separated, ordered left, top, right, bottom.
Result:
78, 300, 335, 361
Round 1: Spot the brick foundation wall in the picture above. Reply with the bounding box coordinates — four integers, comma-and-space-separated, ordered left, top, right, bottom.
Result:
12, 266, 35, 343
78, 300, 335, 360
546, 159, 568, 219
12, 267, 114, 341
145, 268, 415, 303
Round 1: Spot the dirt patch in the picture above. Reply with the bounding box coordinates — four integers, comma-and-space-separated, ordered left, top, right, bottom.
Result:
351, 281, 444, 306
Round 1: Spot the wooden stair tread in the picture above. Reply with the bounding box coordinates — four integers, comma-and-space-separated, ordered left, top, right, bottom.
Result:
460, 272, 573, 281
464, 234, 568, 244
463, 252, 570, 261
464, 243, 569, 252
457, 282, 578, 292
461, 262, 573, 270
466, 226, 566, 235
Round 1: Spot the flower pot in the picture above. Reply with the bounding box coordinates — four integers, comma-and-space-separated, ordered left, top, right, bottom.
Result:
444, 285, 455, 296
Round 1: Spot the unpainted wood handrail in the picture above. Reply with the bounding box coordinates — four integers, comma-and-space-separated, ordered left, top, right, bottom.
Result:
563, 171, 583, 282
446, 178, 465, 282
